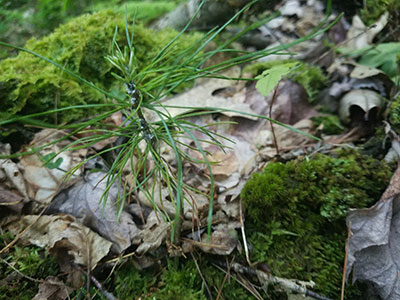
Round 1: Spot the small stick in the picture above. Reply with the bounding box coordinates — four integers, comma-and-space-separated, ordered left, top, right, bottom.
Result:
239, 199, 254, 267
216, 256, 235, 300
0, 205, 47, 255
341, 221, 351, 300
73, 263, 117, 300
190, 252, 212, 299
269, 83, 280, 156
214, 260, 333, 300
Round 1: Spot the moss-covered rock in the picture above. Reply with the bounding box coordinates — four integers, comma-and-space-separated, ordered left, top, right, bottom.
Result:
241, 149, 392, 298
244, 59, 328, 102
0, 10, 201, 124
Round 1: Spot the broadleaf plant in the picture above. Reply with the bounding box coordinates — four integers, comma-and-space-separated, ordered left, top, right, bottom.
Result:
0, 0, 340, 243
255, 62, 299, 96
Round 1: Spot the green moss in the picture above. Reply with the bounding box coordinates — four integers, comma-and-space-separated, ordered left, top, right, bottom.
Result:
0, 0, 183, 60
113, 256, 255, 300
241, 149, 392, 298
91, 1, 179, 24
0, 234, 60, 300
311, 115, 345, 135
389, 94, 400, 133
360, 0, 400, 26
244, 59, 328, 102
113, 260, 158, 299
0, 10, 201, 124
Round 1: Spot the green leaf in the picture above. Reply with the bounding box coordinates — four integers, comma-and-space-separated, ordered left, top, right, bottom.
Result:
255, 62, 298, 96
359, 42, 400, 78
41, 152, 63, 170
271, 229, 298, 236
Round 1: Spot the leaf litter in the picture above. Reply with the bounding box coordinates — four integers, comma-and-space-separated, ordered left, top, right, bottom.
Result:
1, 0, 399, 299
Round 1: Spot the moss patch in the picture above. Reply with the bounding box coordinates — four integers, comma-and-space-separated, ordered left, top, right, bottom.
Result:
0, 10, 201, 124
244, 59, 328, 102
360, 0, 400, 26
311, 115, 345, 135
0, 233, 60, 299
112, 256, 255, 299
241, 149, 392, 298
389, 94, 400, 133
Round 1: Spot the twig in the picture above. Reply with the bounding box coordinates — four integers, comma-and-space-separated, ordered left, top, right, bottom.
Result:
341, 221, 351, 300
269, 82, 280, 156
0, 257, 44, 283
239, 199, 254, 267
212, 263, 263, 300
0, 205, 47, 255
73, 263, 118, 300
190, 252, 212, 299
216, 256, 235, 300
214, 260, 333, 300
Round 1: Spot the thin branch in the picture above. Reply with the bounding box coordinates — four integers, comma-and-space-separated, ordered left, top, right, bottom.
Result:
269, 82, 280, 156
0, 205, 47, 255
190, 252, 213, 299
239, 199, 254, 267
341, 221, 351, 300
216, 256, 235, 300
214, 260, 333, 300
72, 263, 117, 300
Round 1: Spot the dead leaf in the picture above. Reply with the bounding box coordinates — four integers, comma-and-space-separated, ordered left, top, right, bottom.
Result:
48, 171, 141, 253
0, 186, 24, 215
33, 276, 73, 300
275, 119, 316, 149
7, 215, 112, 270
136, 211, 170, 255
198, 223, 238, 255
350, 63, 384, 79
345, 13, 388, 50
157, 73, 258, 120
19, 129, 86, 206
0, 143, 29, 200
207, 151, 238, 178
345, 165, 400, 299
266, 80, 317, 125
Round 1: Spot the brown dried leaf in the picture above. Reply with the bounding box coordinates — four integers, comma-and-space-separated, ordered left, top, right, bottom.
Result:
198, 224, 238, 255
32, 276, 73, 300
0, 143, 29, 200
48, 172, 141, 253
7, 215, 112, 270
136, 211, 170, 255
19, 129, 86, 206
344, 13, 388, 50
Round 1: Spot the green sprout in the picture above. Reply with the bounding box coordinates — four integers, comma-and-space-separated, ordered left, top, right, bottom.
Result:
0, 0, 340, 243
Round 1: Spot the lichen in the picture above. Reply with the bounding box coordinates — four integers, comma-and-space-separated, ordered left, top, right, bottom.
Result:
244, 59, 328, 102
0, 10, 201, 124
241, 149, 392, 298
